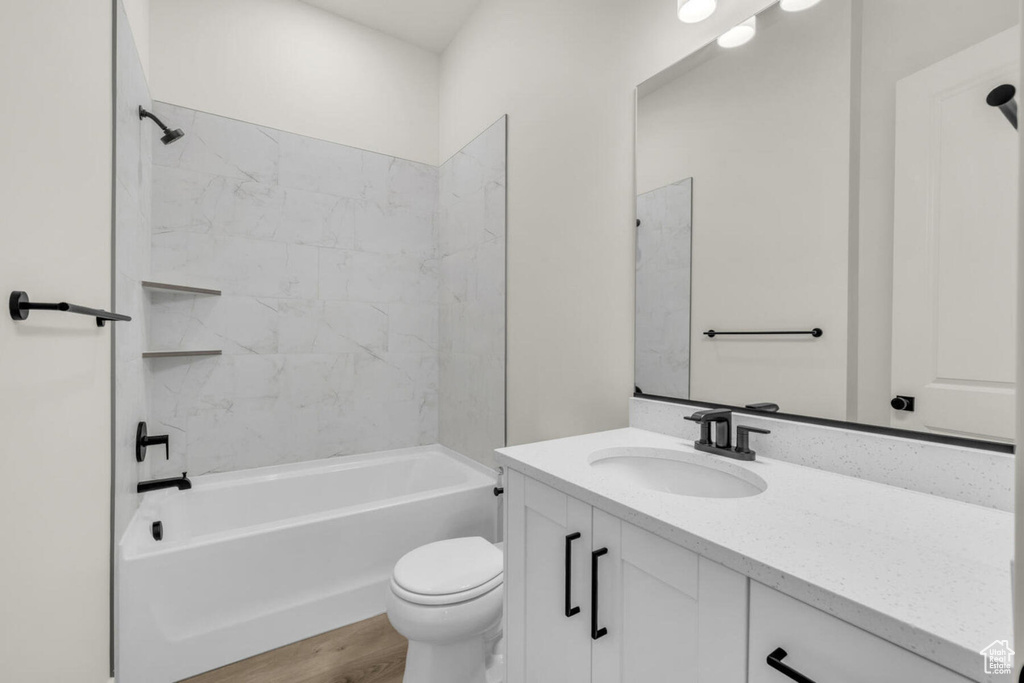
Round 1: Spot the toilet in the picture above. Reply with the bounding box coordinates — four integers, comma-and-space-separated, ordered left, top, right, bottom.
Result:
386, 537, 505, 683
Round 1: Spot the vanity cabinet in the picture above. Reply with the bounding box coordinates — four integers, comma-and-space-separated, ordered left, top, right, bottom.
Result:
505, 470, 747, 683
747, 582, 971, 683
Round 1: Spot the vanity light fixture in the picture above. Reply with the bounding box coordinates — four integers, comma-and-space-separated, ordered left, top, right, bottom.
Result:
717, 16, 756, 48
779, 0, 823, 11
677, 0, 717, 23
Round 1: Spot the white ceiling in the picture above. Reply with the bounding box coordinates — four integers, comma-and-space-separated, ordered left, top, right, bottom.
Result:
301, 0, 481, 53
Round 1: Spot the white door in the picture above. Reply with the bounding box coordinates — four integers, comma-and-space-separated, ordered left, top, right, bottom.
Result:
891, 27, 1019, 441
505, 471, 593, 683
590, 510, 748, 683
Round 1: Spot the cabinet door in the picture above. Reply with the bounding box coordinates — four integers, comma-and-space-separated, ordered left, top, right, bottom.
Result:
505, 470, 592, 683
748, 582, 972, 683
591, 509, 748, 683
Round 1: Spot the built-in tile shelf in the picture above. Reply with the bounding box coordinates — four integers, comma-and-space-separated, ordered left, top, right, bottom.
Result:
142, 350, 222, 359
142, 281, 222, 296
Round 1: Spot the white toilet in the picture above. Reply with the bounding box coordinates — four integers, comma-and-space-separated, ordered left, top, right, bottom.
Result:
386, 536, 505, 683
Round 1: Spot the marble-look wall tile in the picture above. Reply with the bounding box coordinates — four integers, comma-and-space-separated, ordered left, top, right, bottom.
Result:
153, 102, 280, 184
149, 105, 440, 477
152, 231, 319, 299
151, 165, 285, 240
635, 179, 692, 399
629, 397, 1014, 511
318, 249, 438, 304
114, 0, 153, 543
438, 117, 507, 469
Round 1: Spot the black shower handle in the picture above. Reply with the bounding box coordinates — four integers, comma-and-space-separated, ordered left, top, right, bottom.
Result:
564, 533, 581, 617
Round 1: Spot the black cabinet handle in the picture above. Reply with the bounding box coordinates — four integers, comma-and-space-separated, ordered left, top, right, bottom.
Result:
767, 648, 817, 683
591, 548, 608, 639
564, 533, 581, 617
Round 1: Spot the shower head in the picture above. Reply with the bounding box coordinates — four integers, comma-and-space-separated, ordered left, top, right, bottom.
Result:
138, 106, 186, 145
160, 128, 185, 145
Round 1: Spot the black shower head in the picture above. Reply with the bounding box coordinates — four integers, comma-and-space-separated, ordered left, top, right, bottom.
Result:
139, 105, 186, 145
160, 128, 185, 145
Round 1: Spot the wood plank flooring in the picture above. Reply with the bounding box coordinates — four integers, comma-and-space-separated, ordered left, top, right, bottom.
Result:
182, 614, 408, 683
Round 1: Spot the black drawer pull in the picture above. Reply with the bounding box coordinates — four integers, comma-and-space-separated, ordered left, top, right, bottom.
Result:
564, 533, 581, 617
591, 548, 608, 640
767, 648, 817, 683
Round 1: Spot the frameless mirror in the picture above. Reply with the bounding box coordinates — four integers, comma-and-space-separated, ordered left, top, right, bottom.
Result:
636, 0, 1019, 446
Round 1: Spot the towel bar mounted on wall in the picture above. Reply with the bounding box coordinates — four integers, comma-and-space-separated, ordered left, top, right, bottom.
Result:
704, 328, 823, 339
9, 291, 131, 327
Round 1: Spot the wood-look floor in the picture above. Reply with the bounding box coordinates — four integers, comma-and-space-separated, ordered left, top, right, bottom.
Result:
182, 614, 407, 683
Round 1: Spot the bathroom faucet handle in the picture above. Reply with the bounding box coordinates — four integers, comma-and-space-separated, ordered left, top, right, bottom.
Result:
735, 425, 771, 459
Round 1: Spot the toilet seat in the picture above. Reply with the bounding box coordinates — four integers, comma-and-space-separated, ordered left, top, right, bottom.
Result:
391, 573, 503, 606
391, 537, 504, 606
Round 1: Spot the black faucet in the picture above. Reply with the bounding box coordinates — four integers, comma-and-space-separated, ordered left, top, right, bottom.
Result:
685, 409, 733, 449
137, 472, 192, 493
685, 409, 771, 461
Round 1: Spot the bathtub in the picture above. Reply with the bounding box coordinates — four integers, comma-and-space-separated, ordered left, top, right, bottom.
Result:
117, 445, 498, 683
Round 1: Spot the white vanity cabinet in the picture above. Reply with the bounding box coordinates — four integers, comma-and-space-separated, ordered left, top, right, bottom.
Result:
747, 582, 972, 683
504, 470, 748, 683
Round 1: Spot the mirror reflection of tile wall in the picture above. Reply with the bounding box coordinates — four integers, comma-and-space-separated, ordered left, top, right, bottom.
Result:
635, 179, 692, 399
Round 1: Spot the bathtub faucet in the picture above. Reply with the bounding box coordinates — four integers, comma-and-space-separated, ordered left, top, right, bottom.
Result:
137, 472, 192, 494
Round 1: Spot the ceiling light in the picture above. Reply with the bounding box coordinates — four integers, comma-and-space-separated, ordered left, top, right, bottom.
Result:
677, 0, 717, 24
780, 0, 823, 11
717, 16, 756, 48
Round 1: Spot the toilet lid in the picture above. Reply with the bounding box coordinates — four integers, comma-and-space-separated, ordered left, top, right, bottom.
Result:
393, 537, 503, 598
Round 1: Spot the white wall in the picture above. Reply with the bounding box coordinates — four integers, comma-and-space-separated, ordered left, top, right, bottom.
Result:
637, 2, 853, 420
123, 0, 150, 79
149, 0, 440, 165
440, 0, 775, 445
0, 1, 112, 681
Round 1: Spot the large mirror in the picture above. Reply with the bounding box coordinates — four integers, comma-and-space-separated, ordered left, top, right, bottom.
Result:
636, 0, 1019, 445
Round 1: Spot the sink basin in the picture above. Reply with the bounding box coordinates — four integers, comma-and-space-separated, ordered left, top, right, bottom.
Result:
588, 447, 766, 499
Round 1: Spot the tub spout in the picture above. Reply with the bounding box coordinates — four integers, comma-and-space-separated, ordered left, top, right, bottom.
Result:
138, 472, 192, 493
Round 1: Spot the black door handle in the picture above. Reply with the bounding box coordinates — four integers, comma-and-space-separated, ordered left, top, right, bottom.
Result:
767, 648, 817, 683
591, 548, 608, 639
564, 533, 581, 617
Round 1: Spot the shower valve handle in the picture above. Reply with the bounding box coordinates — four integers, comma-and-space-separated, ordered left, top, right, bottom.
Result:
136, 421, 170, 462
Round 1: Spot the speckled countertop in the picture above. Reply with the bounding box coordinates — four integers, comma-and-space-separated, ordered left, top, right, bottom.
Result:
496, 428, 1013, 683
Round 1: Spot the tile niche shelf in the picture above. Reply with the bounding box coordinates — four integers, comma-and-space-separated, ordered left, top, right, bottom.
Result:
141, 280, 222, 296
142, 350, 223, 359
142, 281, 223, 358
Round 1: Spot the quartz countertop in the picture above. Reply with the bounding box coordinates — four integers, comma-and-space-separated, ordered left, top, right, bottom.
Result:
496, 428, 1013, 683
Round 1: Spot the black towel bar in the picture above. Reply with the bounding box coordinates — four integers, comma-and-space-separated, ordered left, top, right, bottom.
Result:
9, 291, 132, 327
704, 328, 822, 339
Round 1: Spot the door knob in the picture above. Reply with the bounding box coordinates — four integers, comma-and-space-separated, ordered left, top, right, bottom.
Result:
890, 396, 915, 412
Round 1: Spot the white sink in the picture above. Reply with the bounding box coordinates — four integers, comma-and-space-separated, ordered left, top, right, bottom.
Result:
588, 447, 766, 499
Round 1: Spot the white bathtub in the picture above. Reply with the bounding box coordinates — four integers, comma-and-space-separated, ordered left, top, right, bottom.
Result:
117, 445, 498, 683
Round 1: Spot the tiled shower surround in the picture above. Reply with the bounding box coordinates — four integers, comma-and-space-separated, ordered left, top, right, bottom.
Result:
146, 103, 506, 477
439, 123, 507, 469
113, 0, 153, 555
